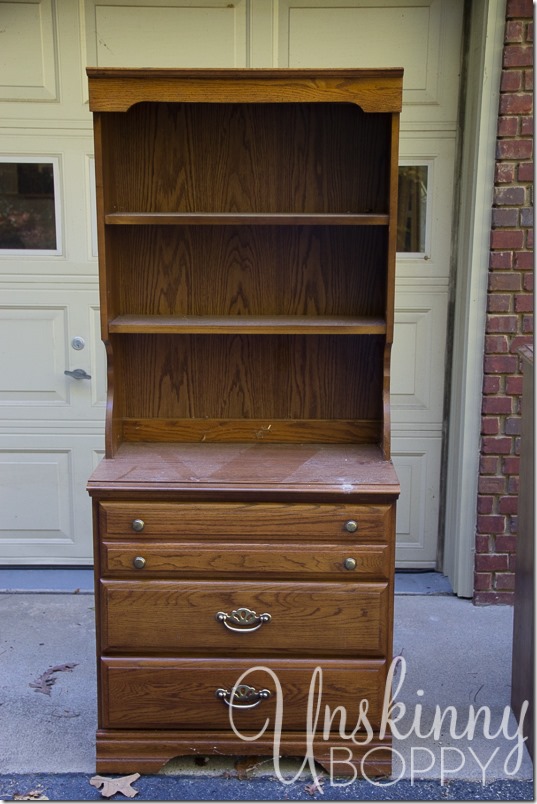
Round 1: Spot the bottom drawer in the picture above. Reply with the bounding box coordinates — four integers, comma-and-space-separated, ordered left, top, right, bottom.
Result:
101, 657, 386, 733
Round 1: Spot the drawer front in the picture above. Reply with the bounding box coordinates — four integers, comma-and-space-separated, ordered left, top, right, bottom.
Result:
100, 580, 389, 657
102, 542, 391, 580
101, 657, 386, 731
99, 501, 392, 542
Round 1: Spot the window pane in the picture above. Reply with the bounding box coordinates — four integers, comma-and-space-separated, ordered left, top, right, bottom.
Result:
397, 165, 428, 253
0, 161, 57, 250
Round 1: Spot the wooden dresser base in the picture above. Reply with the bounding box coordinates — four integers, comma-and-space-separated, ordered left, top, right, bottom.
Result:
96, 730, 392, 778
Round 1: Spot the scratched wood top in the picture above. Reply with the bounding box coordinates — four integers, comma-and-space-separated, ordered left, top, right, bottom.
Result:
88, 442, 399, 498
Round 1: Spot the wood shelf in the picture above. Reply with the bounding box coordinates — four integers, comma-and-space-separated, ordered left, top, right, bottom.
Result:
104, 212, 390, 226
109, 315, 387, 335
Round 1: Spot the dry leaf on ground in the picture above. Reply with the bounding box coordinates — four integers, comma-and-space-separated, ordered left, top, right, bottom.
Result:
304, 778, 325, 796
234, 756, 264, 779
29, 663, 78, 695
13, 790, 49, 800
89, 773, 140, 798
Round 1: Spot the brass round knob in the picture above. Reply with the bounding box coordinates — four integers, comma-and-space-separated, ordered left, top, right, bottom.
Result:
133, 556, 146, 569
344, 520, 358, 533
343, 557, 357, 571
131, 519, 145, 532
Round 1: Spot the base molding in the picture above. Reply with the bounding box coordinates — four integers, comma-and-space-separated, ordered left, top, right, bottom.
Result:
96, 730, 392, 777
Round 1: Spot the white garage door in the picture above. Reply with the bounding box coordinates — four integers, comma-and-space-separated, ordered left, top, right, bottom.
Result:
0, 0, 464, 565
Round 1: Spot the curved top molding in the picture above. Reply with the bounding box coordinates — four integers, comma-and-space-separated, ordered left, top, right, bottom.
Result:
86, 68, 403, 114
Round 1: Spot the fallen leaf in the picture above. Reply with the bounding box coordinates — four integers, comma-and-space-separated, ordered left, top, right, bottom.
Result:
304, 778, 325, 796
29, 663, 78, 695
234, 756, 263, 779
13, 790, 49, 800
89, 773, 140, 799
51, 708, 80, 718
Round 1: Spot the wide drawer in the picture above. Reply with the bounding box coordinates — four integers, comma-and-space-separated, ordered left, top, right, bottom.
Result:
99, 501, 392, 542
102, 541, 390, 579
100, 580, 389, 656
101, 657, 387, 731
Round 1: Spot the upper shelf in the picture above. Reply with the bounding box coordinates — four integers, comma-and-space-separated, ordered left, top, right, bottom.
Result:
109, 315, 387, 335
104, 212, 390, 226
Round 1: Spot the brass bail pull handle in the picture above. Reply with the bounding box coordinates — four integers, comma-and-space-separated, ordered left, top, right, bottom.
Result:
216, 607, 271, 633
215, 684, 272, 709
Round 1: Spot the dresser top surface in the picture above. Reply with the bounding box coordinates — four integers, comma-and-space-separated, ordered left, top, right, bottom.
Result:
88, 442, 399, 498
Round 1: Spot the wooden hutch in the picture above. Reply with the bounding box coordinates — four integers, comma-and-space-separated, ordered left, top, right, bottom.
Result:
86, 67, 402, 776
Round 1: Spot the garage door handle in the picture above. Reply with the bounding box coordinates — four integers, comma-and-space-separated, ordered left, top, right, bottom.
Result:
64, 369, 91, 380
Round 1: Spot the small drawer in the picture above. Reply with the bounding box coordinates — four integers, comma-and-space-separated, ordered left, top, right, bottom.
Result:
101, 657, 387, 731
102, 541, 391, 580
100, 580, 389, 657
99, 501, 392, 542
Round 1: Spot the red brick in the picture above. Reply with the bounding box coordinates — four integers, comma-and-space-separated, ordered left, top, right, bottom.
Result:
474, 572, 492, 591
524, 70, 533, 90
501, 70, 523, 93
491, 229, 525, 249
526, 20, 534, 42
492, 206, 520, 227
525, 228, 533, 249
484, 354, 519, 373
495, 534, 517, 552
490, 251, 515, 270
481, 416, 500, 435
505, 416, 522, 435
494, 185, 525, 205
497, 138, 533, 160
520, 114, 533, 133
495, 572, 516, 590
478, 476, 507, 495
503, 45, 534, 68
497, 115, 519, 136
476, 533, 493, 552
505, 20, 525, 41
506, 375, 524, 394
481, 436, 514, 455
520, 206, 533, 226
502, 455, 521, 474
522, 272, 533, 290
515, 250, 533, 270
474, 591, 514, 605
486, 315, 518, 333
485, 335, 509, 353
522, 314, 534, 333
477, 495, 494, 513
483, 375, 502, 394
496, 163, 516, 183
480, 456, 499, 474
482, 395, 512, 414
517, 162, 533, 181
487, 294, 511, 313
506, 0, 534, 18
499, 495, 518, 514
514, 293, 533, 312
508, 475, 520, 494
475, 552, 509, 570
488, 272, 522, 291
509, 552, 518, 569
499, 93, 533, 116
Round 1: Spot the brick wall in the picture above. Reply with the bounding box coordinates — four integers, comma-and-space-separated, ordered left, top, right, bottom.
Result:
475, 0, 533, 604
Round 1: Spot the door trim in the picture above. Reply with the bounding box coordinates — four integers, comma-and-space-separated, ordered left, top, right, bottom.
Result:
443, 0, 506, 596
